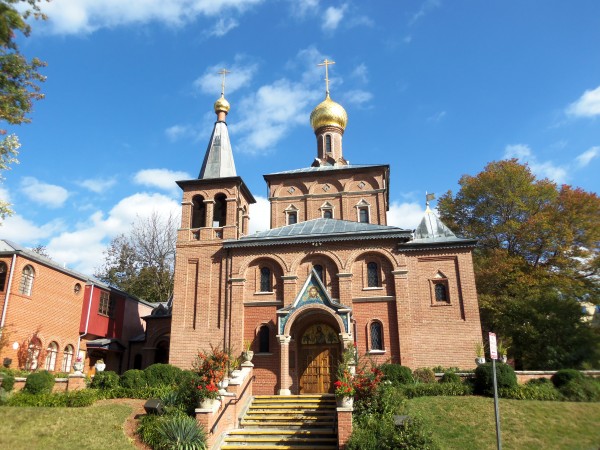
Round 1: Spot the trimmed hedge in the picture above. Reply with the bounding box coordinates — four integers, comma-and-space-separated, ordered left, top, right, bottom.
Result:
120, 369, 147, 389
474, 362, 517, 396
380, 364, 414, 385
499, 383, 562, 401
558, 377, 600, 402
144, 364, 183, 387
0, 372, 15, 392
413, 368, 436, 384
90, 370, 120, 390
400, 382, 472, 399
24, 370, 55, 394
6, 389, 98, 407
440, 371, 461, 384
551, 369, 584, 388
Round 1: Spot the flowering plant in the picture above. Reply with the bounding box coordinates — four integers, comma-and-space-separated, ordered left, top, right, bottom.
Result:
334, 378, 355, 397
192, 344, 230, 397
75, 356, 83, 363
197, 381, 220, 400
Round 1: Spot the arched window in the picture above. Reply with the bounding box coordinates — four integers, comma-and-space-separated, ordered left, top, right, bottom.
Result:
213, 194, 227, 227
61, 345, 74, 372
323, 209, 333, 219
191, 195, 206, 228
259, 325, 270, 353
435, 283, 448, 302
19, 265, 35, 296
370, 322, 383, 351
325, 134, 332, 153
260, 267, 272, 292
45, 341, 58, 371
0, 262, 7, 291
367, 262, 379, 287
288, 211, 297, 225
359, 208, 369, 223
313, 264, 324, 282
134, 354, 143, 370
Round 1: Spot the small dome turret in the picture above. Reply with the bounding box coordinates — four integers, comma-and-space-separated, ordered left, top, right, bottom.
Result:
214, 94, 230, 114
310, 94, 348, 132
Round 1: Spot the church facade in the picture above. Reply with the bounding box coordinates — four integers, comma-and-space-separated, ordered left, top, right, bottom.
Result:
169, 73, 483, 395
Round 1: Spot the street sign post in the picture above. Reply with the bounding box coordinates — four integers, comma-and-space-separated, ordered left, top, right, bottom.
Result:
489, 332, 502, 450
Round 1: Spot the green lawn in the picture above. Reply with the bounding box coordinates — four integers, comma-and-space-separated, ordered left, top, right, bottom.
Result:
0, 403, 135, 450
408, 396, 600, 450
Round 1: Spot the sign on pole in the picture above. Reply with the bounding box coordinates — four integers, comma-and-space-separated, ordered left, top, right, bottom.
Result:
489, 332, 498, 360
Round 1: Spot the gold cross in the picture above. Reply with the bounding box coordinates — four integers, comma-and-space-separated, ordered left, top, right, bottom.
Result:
317, 59, 336, 96
218, 68, 231, 96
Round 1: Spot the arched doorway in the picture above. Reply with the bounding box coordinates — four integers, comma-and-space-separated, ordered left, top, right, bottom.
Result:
154, 340, 170, 364
298, 323, 340, 394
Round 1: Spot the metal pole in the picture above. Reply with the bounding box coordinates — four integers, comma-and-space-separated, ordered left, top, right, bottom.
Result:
492, 358, 502, 450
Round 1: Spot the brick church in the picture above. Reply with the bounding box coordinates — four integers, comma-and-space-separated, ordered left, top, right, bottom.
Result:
169, 66, 483, 395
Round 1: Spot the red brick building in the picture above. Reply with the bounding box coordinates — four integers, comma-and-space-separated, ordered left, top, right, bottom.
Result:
0, 240, 153, 374
169, 84, 483, 395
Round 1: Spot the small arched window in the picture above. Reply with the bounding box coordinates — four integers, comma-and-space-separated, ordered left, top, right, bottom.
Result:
359, 208, 369, 223
260, 267, 272, 292
323, 209, 333, 219
45, 341, 58, 371
0, 262, 7, 291
62, 345, 74, 372
325, 134, 332, 153
259, 325, 270, 353
288, 211, 297, 225
19, 265, 35, 296
367, 262, 379, 287
134, 354, 143, 370
313, 264, 324, 282
213, 194, 227, 227
192, 195, 206, 228
370, 322, 383, 351
435, 283, 448, 302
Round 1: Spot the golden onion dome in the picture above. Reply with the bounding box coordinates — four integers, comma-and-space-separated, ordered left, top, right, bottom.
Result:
310, 94, 348, 132
214, 94, 230, 114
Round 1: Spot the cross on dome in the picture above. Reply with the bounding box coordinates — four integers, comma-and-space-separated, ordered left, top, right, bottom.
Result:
317, 59, 335, 96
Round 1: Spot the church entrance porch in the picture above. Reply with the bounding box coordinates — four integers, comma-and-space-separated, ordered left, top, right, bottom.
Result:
298, 323, 340, 394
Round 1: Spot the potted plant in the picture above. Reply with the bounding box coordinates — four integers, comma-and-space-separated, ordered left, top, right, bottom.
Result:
475, 341, 485, 365
73, 356, 84, 374
497, 341, 509, 364
229, 356, 242, 378
95, 359, 106, 372
197, 382, 221, 409
334, 346, 356, 407
242, 339, 254, 362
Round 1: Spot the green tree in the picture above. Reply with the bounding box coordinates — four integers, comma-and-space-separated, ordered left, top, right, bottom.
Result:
439, 159, 600, 369
95, 212, 177, 303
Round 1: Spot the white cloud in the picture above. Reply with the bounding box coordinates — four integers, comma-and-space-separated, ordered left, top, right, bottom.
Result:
387, 201, 425, 229
165, 124, 194, 142
504, 144, 568, 184
293, 0, 320, 16
206, 17, 239, 37
133, 169, 191, 192
409, 0, 441, 26
20, 177, 69, 208
566, 85, 600, 118
248, 196, 270, 234
323, 5, 347, 30
0, 186, 10, 204
40, 0, 265, 35
576, 146, 599, 167
351, 64, 368, 84
427, 111, 447, 122
78, 177, 117, 194
0, 213, 64, 243
343, 89, 373, 106
193, 59, 258, 96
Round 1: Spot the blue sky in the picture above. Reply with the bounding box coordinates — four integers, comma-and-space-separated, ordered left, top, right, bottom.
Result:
1, 0, 599, 274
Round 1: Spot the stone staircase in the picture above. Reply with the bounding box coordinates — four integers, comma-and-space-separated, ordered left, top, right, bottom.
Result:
220, 394, 338, 450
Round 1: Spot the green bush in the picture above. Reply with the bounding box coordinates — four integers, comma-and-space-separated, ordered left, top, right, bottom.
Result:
138, 414, 164, 449
558, 377, 600, 402
440, 371, 461, 384
65, 389, 99, 407
144, 364, 183, 387
6, 389, 99, 407
551, 369, 584, 388
156, 414, 208, 450
380, 364, 414, 385
499, 383, 562, 401
176, 370, 203, 415
24, 370, 55, 394
1, 372, 15, 392
401, 382, 472, 399
347, 413, 438, 450
96, 385, 176, 400
120, 369, 148, 389
474, 362, 517, 396
525, 377, 552, 386
90, 371, 120, 390
413, 368, 436, 384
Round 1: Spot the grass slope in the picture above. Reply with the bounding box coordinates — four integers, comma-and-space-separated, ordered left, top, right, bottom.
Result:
0, 403, 134, 450
408, 396, 600, 450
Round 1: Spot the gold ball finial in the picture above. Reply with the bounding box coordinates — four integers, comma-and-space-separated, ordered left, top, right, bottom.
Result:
310, 94, 348, 132
214, 94, 230, 114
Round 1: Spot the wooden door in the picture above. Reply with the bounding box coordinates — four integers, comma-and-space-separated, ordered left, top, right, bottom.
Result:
299, 345, 339, 394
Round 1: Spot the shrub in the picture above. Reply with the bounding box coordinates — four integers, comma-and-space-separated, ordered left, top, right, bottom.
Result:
120, 369, 148, 389
413, 368, 436, 384
8, 392, 65, 406
138, 414, 164, 449
1, 372, 15, 392
176, 371, 203, 415
24, 370, 55, 394
440, 371, 461, 384
144, 364, 183, 387
525, 377, 552, 386
558, 377, 600, 402
347, 413, 438, 450
380, 364, 413, 385
551, 369, 584, 388
474, 362, 517, 396
90, 370, 120, 390
401, 382, 472, 399
65, 389, 99, 407
156, 414, 208, 450
499, 384, 562, 401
